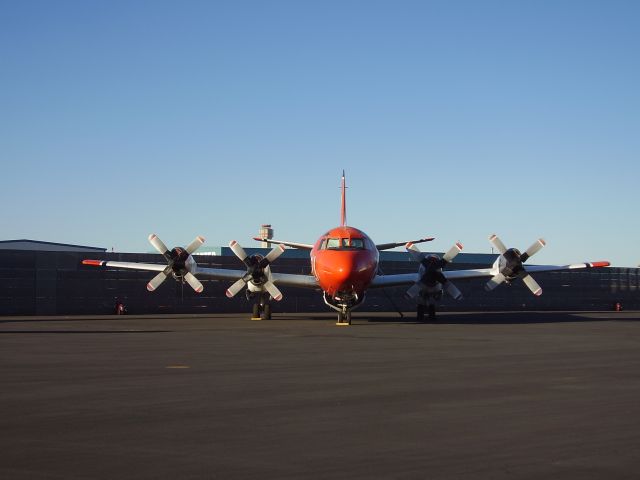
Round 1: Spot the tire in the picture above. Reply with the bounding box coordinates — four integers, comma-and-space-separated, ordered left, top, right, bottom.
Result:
417, 305, 425, 322
263, 303, 271, 320
252, 303, 260, 318
428, 304, 436, 320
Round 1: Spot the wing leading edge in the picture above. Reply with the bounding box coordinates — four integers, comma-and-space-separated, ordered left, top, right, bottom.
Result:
82, 259, 320, 289
370, 261, 610, 289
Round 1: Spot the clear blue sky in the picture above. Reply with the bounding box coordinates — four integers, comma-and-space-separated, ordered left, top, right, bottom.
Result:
1, 1, 638, 266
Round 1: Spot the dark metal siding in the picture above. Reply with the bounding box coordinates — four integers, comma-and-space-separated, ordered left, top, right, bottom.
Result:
0, 250, 636, 315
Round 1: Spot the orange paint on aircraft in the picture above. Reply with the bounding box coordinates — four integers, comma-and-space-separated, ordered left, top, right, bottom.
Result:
311, 226, 379, 298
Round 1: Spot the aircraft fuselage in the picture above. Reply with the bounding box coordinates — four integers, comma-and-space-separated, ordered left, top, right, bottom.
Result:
310, 226, 378, 309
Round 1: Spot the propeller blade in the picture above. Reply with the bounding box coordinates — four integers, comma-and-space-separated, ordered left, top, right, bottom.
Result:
264, 281, 283, 301
445, 281, 463, 300
405, 282, 422, 299
263, 244, 286, 265
488, 234, 508, 255
184, 272, 204, 293
225, 277, 247, 298
147, 267, 171, 292
405, 243, 424, 263
185, 236, 206, 255
521, 238, 546, 263
149, 234, 170, 257
485, 272, 506, 292
229, 240, 248, 263
443, 242, 463, 263
522, 274, 542, 296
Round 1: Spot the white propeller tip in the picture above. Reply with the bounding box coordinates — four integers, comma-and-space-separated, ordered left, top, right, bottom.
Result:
534, 288, 542, 296
229, 240, 237, 247
225, 290, 233, 298
147, 283, 156, 292
273, 294, 283, 301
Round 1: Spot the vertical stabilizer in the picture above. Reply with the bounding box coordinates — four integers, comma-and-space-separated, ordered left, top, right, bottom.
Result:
340, 171, 347, 226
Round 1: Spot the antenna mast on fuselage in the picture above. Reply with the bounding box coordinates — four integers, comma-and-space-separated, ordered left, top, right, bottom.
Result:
340, 170, 347, 227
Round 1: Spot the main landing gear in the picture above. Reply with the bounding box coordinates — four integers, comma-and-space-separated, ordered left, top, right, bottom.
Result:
416, 304, 436, 322
251, 294, 272, 320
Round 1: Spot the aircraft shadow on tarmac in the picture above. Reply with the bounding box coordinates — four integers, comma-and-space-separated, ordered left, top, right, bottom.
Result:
361, 311, 637, 325
0, 329, 172, 334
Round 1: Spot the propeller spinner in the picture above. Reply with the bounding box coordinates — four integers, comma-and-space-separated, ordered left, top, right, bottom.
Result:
225, 241, 285, 301
485, 234, 546, 296
147, 234, 205, 293
405, 242, 464, 300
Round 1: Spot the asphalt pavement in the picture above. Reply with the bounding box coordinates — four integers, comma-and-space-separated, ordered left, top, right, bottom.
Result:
2, 311, 640, 479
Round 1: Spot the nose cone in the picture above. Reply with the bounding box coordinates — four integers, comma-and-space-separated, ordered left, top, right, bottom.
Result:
314, 250, 377, 296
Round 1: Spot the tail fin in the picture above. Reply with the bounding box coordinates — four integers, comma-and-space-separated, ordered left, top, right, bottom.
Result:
340, 170, 347, 226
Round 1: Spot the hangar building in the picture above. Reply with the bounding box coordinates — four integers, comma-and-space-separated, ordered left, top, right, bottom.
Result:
0, 240, 637, 316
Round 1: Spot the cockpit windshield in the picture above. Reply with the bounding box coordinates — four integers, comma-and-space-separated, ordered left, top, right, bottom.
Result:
322, 237, 365, 250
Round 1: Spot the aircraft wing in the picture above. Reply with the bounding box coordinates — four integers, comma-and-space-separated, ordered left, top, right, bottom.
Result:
253, 236, 436, 251
522, 262, 610, 274
83, 259, 248, 281
369, 261, 609, 288
82, 260, 169, 272
196, 266, 319, 288
253, 237, 314, 250
83, 259, 319, 289
375, 237, 435, 251
269, 272, 319, 289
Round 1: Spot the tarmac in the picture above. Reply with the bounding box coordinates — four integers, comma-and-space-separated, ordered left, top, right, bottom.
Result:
1, 311, 640, 479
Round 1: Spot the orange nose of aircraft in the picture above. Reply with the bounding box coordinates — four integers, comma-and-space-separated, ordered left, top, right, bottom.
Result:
314, 250, 377, 296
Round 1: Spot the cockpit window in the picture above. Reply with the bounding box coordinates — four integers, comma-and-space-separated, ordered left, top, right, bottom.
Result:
343, 238, 364, 249
326, 238, 341, 249
322, 237, 365, 250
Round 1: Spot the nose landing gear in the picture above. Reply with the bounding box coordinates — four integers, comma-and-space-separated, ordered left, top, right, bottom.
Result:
336, 309, 352, 326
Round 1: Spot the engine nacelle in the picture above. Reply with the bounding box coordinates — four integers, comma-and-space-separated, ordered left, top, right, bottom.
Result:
492, 248, 524, 281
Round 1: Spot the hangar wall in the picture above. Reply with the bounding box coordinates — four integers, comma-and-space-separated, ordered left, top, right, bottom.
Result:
0, 249, 637, 316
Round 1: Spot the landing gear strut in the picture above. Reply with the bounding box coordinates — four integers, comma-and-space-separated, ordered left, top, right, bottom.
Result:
416, 303, 436, 322
251, 294, 272, 320
336, 310, 352, 326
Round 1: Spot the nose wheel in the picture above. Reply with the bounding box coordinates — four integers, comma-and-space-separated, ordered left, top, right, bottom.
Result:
336, 310, 352, 326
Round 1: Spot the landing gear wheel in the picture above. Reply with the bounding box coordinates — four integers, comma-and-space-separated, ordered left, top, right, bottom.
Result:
337, 311, 351, 326
428, 304, 436, 321
417, 304, 425, 323
263, 303, 271, 320
252, 303, 260, 319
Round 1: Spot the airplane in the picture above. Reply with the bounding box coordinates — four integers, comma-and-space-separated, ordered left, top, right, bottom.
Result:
82, 173, 610, 325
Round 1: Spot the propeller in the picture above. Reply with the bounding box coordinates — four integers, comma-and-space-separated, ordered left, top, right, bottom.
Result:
225, 241, 286, 301
405, 242, 464, 300
146, 234, 205, 293
485, 234, 545, 296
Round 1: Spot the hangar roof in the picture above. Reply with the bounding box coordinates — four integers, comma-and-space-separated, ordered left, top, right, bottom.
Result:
0, 239, 107, 252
